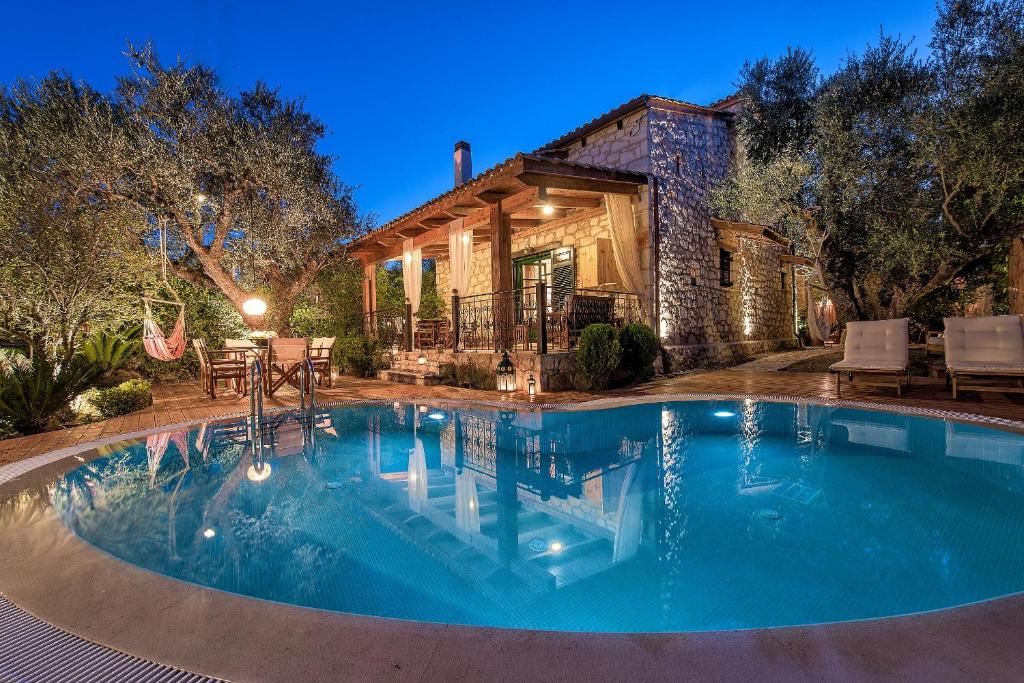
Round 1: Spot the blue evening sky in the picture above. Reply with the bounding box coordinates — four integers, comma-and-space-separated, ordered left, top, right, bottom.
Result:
0, 1, 938, 225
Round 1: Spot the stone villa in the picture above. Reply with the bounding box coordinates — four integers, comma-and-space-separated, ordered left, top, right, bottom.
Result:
348, 94, 802, 390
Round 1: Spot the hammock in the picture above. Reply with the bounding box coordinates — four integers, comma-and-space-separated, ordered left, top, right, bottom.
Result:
143, 298, 187, 361
142, 218, 187, 362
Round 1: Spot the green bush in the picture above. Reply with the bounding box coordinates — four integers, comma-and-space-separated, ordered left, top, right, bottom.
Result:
617, 323, 660, 381
439, 361, 497, 390
87, 378, 153, 419
0, 354, 101, 434
339, 334, 387, 377
575, 324, 622, 390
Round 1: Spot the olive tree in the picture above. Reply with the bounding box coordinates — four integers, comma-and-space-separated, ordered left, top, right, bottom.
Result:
0, 76, 153, 362
44, 44, 370, 334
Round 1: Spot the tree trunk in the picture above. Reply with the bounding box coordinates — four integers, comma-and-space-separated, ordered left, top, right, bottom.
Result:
1010, 235, 1024, 316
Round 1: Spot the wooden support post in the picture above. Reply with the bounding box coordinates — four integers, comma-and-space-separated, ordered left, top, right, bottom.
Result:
489, 202, 514, 349
362, 262, 376, 336
451, 289, 461, 352
536, 281, 547, 355
404, 298, 413, 352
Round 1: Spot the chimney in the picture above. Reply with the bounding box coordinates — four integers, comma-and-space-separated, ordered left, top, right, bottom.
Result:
454, 140, 472, 186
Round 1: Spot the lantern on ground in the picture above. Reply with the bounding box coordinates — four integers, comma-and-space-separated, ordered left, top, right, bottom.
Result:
242, 297, 267, 317
527, 373, 537, 397
496, 350, 516, 392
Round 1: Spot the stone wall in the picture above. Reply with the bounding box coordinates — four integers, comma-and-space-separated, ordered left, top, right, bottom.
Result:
392, 349, 577, 392
646, 104, 796, 367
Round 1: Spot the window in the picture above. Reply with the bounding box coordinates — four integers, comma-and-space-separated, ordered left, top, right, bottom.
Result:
780, 271, 787, 291
719, 249, 733, 287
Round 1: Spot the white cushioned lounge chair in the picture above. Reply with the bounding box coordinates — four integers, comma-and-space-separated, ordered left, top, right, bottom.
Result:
829, 318, 909, 397
943, 315, 1024, 399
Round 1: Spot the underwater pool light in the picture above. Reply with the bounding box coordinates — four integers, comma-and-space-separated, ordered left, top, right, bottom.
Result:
203, 528, 216, 539
247, 462, 272, 482
548, 541, 564, 553
428, 412, 446, 420
713, 411, 736, 418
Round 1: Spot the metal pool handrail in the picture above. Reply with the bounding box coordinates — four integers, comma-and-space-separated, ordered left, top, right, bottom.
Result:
249, 357, 265, 459
298, 357, 317, 420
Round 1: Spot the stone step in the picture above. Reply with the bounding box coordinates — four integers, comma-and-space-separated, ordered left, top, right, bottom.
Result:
377, 370, 442, 386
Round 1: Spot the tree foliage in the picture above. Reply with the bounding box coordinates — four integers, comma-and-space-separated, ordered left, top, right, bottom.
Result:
1, 44, 370, 339
713, 0, 1024, 322
0, 76, 154, 361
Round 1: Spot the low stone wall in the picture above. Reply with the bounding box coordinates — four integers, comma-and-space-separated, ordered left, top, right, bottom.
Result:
663, 338, 798, 371
392, 350, 577, 393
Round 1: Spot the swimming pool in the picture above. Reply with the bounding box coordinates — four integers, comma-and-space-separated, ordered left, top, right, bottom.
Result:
46, 399, 1024, 633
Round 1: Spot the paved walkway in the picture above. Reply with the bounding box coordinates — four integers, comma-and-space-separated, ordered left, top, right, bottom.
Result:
2, 355, 1022, 466
734, 345, 839, 371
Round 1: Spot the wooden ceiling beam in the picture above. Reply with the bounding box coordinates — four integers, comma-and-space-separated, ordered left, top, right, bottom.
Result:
541, 195, 602, 209
518, 172, 642, 196
513, 207, 568, 220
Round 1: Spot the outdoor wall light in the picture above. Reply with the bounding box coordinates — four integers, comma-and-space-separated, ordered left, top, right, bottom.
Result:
496, 350, 516, 392
242, 297, 267, 317
541, 203, 555, 216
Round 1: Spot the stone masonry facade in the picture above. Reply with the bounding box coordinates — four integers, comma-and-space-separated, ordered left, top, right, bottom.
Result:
426, 96, 796, 378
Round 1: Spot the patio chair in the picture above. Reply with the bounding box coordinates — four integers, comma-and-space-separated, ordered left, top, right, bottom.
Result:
943, 315, 1024, 399
193, 338, 247, 398
267, 337, 309, 396
829, 318, 909, 397
310, 336, 336, 388
224, 338, 260, 368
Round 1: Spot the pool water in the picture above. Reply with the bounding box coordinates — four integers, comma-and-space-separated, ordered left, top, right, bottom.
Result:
49, 400, 1024, 632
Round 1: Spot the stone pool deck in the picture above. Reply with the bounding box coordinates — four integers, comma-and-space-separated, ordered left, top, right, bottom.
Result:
3, 359, 1023, 467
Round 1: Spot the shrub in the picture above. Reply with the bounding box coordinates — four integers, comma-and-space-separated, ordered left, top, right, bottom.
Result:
79, 326, 142, 373
88, 378, 153, 419
339, 334, 387, 377
617, 323, 660, 381
439, 361, 497, 390
575, 324, 621, 390
0, 354, 101, 434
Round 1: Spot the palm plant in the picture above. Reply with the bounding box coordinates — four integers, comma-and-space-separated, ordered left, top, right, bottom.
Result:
0, 354, 101, 434
78, 326, 141, 373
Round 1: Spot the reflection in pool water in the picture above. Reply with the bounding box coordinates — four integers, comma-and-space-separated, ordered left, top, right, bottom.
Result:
48, 400, 1024, 632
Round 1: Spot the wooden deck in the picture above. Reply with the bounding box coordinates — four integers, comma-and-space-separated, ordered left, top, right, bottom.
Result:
2, 369, 1021, 467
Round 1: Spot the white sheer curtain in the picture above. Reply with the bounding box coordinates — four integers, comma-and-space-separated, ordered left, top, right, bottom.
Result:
455, 469, 480, 534
604, 194, 645, 300
612, 462, 643, 563
447, 218, 474, 297
402, 238, 422, 314
407, 437, 428, 513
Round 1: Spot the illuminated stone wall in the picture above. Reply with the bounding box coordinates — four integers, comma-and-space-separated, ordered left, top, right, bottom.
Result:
646, 104, 796, 367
